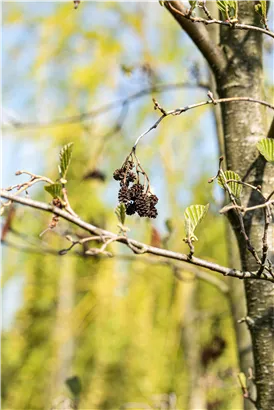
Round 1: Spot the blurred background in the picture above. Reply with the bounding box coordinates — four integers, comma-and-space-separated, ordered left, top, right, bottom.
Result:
2, 2, 273, 409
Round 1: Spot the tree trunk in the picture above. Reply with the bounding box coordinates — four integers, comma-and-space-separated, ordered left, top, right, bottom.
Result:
217, 2, 274, 409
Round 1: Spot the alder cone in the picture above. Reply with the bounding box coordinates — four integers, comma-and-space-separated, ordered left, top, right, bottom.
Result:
118, 185, 129, 203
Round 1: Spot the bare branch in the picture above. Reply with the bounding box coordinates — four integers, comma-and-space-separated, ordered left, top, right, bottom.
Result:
2, 81, 208, 131
1, 190, 274, 283
133, 94, 274, 148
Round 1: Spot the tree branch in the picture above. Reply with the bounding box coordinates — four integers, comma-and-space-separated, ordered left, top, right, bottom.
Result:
2, 81, 208, 131
1, 190, 274, 283
133, 94, 274, 148
164, 1, 227, 78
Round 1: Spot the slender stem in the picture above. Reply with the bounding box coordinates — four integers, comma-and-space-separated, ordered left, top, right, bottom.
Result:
133, 96, 274, 148
166, 1, 274, 39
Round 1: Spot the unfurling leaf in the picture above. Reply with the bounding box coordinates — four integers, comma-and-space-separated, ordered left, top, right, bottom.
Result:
183, 204, 209, 242
257, 138, 274, 163
218, 170, 242, 198
189, 1, 197, 9
115, 203, 126, 225
217, 0, 237, 19
44, 183, 62, 198
59, 142, 74, 179
216, 0, 229, 13
255, 1, 267, 19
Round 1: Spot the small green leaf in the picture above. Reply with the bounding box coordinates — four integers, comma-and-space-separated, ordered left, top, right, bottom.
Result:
257, 138, 274, 163
218, 170, 242, 198
44, 183, 62, 198
59, 142, 74, 179
189, 1, 197, 9
255, 1, 267, 19
216, 1, 229, 13
115, 203, 126, 225
217, 0, 237, 18
183, 204, 209, 242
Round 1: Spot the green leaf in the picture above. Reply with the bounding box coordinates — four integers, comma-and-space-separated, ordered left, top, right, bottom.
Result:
189, 1, 197, 9
217, 0, 237, 18
255, 1, 267, 19
59, 142, 74, 179
218, 170, 242, 198
216, 1, 229, 13
44, 183, 62, 198
183, 204, 209, 242
115, 203, 126, 225
257, 138, 274, 163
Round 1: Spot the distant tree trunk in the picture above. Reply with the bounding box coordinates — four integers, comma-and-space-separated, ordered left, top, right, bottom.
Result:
51, 257, 75, 402
181, 281, 206, 410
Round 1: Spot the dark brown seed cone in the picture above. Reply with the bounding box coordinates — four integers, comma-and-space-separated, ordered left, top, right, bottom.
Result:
118, 185, 129, 203
147, 206, 158, 219
113, 168, 125, 181
126, 202, 136, 215
126, 171, 136, 184
129, 183, 144, 200
136, 195, 149, 217
148, 194, 158, 206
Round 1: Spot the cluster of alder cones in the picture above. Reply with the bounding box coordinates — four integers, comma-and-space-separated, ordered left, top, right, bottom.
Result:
113, 157, 158, 218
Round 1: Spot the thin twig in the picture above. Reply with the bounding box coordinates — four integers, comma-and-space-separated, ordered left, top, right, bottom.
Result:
133, 95, 274, 148
167, 1, 274, 39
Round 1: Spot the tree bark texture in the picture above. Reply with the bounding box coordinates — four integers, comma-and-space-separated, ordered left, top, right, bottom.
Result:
217, 3, 274, 409
166, 1, 273, 409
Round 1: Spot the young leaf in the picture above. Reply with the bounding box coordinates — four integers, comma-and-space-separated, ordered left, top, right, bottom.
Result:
183, 204, 209, 242
218, 170, 242, 198
44, 183, 62, 198
216, 1, 229, 14
115, 203, 126, 225
256, 138, 274, 163
255, 1, 267, 19
189, 1, 197, 9
217, 0, 237, 19
59, 142, 74, 179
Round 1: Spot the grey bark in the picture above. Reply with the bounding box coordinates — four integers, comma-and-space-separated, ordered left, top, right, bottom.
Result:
165, 1, 274, 409
217, 2, 274, 409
